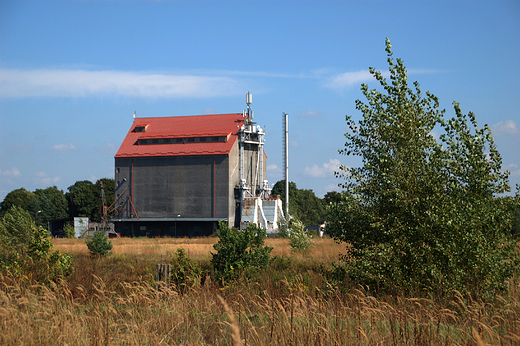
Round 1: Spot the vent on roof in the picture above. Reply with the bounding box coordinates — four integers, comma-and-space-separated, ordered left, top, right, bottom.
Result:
134, 125, 148, 132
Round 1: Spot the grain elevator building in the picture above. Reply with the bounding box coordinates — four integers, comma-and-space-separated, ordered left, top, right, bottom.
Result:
112, 95, 283, 237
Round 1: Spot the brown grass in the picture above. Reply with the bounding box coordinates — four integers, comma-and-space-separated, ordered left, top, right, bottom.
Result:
52, 236, 348, 263
0, 237, 517, 345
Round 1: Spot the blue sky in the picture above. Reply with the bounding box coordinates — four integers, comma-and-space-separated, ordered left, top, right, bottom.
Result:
1, 0, 519, 201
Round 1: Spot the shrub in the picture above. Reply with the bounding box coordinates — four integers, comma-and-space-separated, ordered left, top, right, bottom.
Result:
0, 206, 73, 282
288, 218, 314, 254
86, 231, 113, 257
211, 221, 272, 283
170, 248, 203, 292
63, 222, 75, 238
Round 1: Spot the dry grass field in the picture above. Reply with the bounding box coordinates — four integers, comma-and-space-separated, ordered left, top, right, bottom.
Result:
52, 236, 349, 263
0, 236, 519, 345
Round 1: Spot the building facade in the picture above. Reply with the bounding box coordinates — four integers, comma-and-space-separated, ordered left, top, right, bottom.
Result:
112, 112, 268, 237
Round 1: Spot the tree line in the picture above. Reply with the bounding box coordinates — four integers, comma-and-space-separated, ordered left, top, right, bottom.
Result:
0, 176, 340, 230
0, 178, 115, 228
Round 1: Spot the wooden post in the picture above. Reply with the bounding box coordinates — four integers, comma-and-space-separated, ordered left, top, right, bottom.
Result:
155, 263, 171, 290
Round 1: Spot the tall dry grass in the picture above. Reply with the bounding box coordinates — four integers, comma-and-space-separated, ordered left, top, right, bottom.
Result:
0, 237, 517, 345
1, 273, 519, 345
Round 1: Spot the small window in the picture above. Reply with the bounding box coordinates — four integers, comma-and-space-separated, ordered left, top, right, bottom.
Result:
152, 139, 159, 144
187, 138, 195, 143
135, 126, 146, 132
199, 137, 206, 142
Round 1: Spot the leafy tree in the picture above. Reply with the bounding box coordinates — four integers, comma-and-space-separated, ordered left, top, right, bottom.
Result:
0, 188, 36, 217
35, 186, 68, 222
66, 180, 99, 220
211, 221, 272, 283
327, 38, 519, 295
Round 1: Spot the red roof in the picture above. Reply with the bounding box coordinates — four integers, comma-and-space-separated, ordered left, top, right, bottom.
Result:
115, 113, 246, 158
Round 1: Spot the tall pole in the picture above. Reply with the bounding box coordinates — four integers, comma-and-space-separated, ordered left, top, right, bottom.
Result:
283, 112, 289, 217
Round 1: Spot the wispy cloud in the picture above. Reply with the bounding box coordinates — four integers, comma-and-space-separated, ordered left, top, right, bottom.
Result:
34, 171, 60, 185
325, 68, 440, 91
304, 159, 341, 178
53, 142, 77, 151
297, 110, 322, 119
267, 164, 278, 171
325, 70, 373, 90
492, 120, 519, 135
0, 167, 21, 177
0, 68, 245, 98
506, 164, 520, 177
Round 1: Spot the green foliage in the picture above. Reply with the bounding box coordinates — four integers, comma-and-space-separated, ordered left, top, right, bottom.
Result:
63, 222, 75, 238
66, 180, 99, 220
271, 180, 326, 225
279, 218, 314, 253
211, 221, 272, 283
170, 248, 203, 292
0, 206, 73, 281
86, 231, 113, 257
327, 38, 519, 295
0, 188, 36, 218
34, 186, 68, 226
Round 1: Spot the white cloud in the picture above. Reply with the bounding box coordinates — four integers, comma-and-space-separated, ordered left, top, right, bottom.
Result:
297, 110, 322, 119
0, 167, 21, 177
0, 68, 244, 98
325, 70, 373, 90
304, 159, 341, 178
492, 120, 519, 135
325, 68, 439, 91
267, 164, 278, 171
53, 142, 77, 151
506, 164, 520, 177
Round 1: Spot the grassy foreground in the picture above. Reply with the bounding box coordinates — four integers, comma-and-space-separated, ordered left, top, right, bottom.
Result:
0, 237, 518, 345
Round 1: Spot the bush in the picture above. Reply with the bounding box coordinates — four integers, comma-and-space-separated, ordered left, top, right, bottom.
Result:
288, 218, 314, 254
170, 248, 203, 292
211, 221, 272, 283
86, 231, 113, 257
0, 206, 73, 282
63, 222, 75, 238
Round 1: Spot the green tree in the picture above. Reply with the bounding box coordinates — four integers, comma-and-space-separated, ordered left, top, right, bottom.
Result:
211, 221, 272, 283
327, 38, 518, 295
35, 186, 68, 221
66, 180, 98, 220
0, 188, 36, 217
